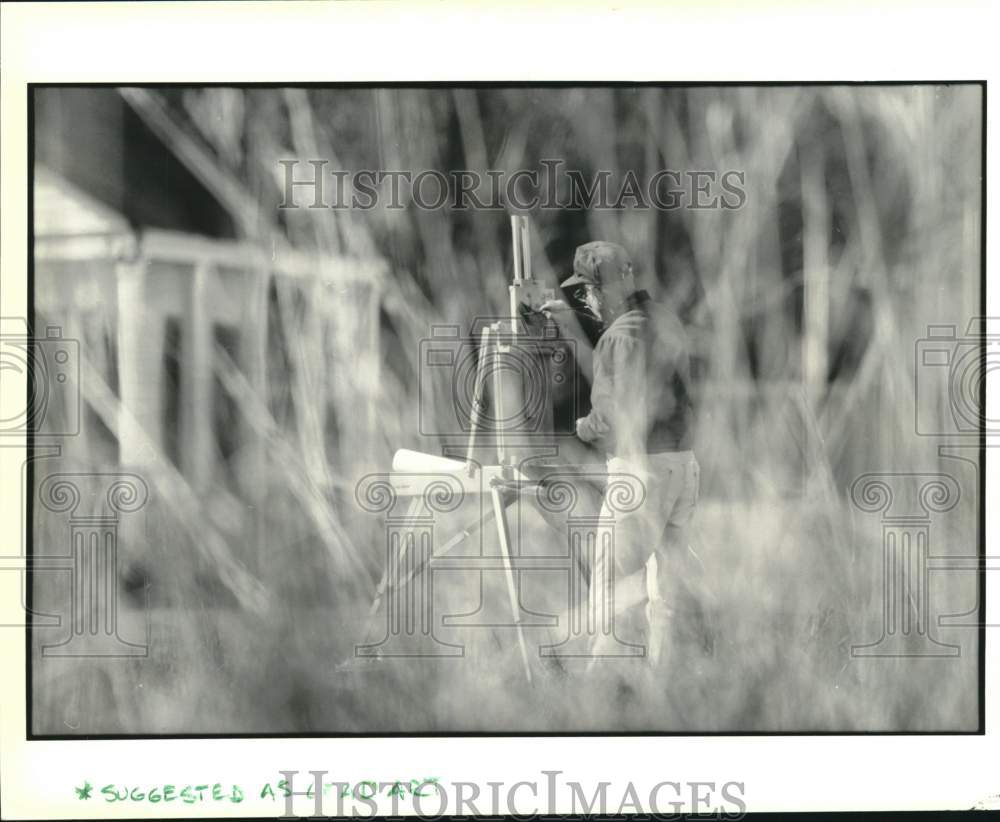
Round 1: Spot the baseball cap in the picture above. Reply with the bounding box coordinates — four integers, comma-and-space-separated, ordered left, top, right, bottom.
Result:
560, 241, 633, 288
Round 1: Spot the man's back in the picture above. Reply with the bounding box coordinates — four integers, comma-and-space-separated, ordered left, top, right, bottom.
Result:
587, 290, 694, 457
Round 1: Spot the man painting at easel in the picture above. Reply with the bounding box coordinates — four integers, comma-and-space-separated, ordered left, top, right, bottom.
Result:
542, 241, 699, 667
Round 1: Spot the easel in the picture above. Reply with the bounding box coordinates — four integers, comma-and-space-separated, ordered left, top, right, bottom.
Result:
360, 216, 560, 682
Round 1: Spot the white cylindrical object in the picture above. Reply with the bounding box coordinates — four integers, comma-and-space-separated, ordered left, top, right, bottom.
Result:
511, 215, 524, 282
520, 217, 532, 281
391, 448, 466, 474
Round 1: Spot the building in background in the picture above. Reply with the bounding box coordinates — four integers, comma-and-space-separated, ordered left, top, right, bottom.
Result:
33, 87, 383, 506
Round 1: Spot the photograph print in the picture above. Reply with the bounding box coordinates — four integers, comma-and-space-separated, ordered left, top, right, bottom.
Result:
25, 82, 985, 735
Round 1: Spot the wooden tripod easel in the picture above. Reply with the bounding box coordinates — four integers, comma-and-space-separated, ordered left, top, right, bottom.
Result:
360, 216, 558, 682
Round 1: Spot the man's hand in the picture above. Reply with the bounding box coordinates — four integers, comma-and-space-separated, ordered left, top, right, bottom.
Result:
539, 299, 571, 320
575, 415, 609, 443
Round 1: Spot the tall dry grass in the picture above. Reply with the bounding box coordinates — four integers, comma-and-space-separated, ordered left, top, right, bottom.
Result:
31, 84, 982, 733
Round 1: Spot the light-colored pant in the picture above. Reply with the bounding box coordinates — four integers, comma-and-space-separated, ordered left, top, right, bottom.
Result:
589, 450, 700, 659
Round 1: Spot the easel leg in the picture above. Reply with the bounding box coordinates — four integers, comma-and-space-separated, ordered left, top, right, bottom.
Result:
360, 499, 498, 649
492, 486, 533, 683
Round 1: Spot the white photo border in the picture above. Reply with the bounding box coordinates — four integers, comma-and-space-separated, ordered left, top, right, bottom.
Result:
1, 1, 996, 818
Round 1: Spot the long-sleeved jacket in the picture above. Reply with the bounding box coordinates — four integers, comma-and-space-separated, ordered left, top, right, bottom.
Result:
577, 290, 694, 456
